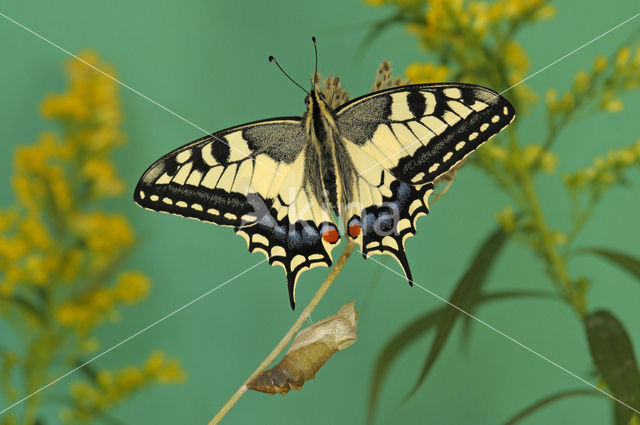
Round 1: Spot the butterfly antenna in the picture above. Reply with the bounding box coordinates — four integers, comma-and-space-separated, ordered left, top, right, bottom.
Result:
268, 55, 309, 95
312, 36, 318, 92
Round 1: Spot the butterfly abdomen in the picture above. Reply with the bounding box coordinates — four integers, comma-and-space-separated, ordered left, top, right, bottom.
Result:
306, 91, 345, 214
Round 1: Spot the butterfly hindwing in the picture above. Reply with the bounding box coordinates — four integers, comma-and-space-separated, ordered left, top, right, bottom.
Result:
235, 149, 341, 308
342, 147, 433, 283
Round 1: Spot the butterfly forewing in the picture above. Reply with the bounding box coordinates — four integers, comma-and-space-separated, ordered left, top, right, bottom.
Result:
336, 83, 515, 185
134, 118, 305, 226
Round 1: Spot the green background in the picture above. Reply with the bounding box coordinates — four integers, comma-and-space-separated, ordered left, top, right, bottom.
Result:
1, 1, 639, 424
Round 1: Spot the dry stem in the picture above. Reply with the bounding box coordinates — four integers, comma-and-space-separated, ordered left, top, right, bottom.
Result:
208, 241, 356, 425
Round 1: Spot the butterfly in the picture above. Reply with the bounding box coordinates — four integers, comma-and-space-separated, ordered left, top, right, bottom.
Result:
134, 63, 515, 309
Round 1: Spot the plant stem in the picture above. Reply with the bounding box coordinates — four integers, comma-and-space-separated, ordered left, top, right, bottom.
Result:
519, 171, 582, 313
208, 241, 356, 425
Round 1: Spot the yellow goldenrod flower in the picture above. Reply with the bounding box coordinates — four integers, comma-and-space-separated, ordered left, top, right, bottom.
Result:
82, 157, 125, 197
572, 70, 590, 93
143, 351, 187, 383
535, 4, 556, 20
483, 144, 508, 162
560, 92, 574, 111
114, 271, 151, 304
601, 95, 623, 112
156, 359, 187, 384
495, 205, 516, 233
406, 63, 450, 84
615, 47, 631, 69
521, 145, 557, 174
59, 248, 83, 282
552, 231, 567, 246
144, 350, 167, 375
505, 41, 529, 77
73, 212, 134, 271
545, 88, 558, 110
116, 367, 145, 391
593, 55, 608, 73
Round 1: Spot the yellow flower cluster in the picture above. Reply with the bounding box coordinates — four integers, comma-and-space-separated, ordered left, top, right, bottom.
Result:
412, 0, 554, 48
12, 132, 73, 214
56, 271, 150, 334
365, 0, 421, 8
479, 143, 557, 175
63, 351, 186, 423
405, 63, 450, 84
370, 0, 553, 113
73, 212, 134, 272
487, 0, 555, 21
1, 52, 179, 425
0, 52, 136, 299
0, 210, 64, 295
41, 51, 125, 197
41, 51, 123, 144
547, 46, 640, 116
564, 138, 640, 198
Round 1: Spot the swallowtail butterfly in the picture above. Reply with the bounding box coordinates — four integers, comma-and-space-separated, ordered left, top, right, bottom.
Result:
134, 59, 515, 309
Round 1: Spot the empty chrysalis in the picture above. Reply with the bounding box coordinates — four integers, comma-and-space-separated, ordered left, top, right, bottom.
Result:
247, 302, 358, 395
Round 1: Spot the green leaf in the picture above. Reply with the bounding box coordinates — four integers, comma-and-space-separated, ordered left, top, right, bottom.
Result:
478, 290, 559, 303
8, 294, 45, 324
460, 290, 559, 350
408, 227, 507, 396
585, 310, 640, 425
367, 307, 444, 424
580, 248, 640, 281
500, 389, 600, 425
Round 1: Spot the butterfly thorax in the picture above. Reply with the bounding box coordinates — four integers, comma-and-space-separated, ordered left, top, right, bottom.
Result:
303, 91, 355, 217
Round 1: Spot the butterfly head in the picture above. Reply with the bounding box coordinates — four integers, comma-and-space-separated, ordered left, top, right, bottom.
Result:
304, 90, 328, 108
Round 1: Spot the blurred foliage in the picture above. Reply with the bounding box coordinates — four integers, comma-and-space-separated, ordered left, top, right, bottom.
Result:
364, 0, 640, 423
0, 52, 185, 425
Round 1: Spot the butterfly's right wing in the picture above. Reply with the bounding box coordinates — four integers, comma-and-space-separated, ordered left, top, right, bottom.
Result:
134, 118, 340, 308
335, 83, 515, 282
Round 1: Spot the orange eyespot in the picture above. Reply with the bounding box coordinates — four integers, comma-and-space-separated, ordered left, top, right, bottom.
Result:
322, 225, 339, 244
348, 218, 362, 239
348, 223, 361, 238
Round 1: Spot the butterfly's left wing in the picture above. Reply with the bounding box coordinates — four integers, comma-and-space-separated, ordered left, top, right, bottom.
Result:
336, 83, 515, 281
134, 119, 340, 309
